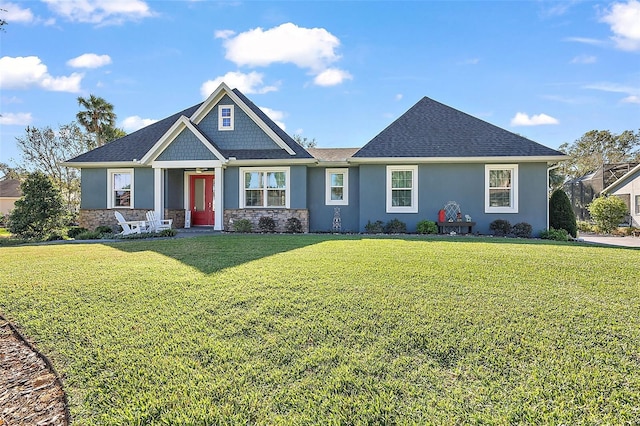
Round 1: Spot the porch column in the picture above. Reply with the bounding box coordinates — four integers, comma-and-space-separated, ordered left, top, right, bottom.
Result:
154, 168, 164, 219
214, 166, 223, 231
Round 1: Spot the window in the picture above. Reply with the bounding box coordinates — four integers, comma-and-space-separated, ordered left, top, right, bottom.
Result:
240, 167, 290, 208
108, 169, 134, 208
386, 165, 418, 213
326, 168, 348, 205
485, 164, 518, 213
218, 105, 234, 130
635, 195, 640, 215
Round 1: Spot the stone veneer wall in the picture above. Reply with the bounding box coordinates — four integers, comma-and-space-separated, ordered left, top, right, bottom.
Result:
224, 209, 309, 233
79, 208, 185, 230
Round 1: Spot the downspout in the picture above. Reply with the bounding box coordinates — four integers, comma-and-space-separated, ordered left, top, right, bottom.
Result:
546, 164, 562, 230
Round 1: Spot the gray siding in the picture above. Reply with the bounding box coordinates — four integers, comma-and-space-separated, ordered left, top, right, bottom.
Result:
198, 95, 281, 151
80, 168, 107, 208
134, 168, 154, 209
308, 167, 360, 232
359, 163, 549, 234
156, 128, 218, 161
224, 167, 240, 209
166, 169, 184, 209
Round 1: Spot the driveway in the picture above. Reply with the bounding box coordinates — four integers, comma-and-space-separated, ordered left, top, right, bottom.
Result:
579, 234, 640, 248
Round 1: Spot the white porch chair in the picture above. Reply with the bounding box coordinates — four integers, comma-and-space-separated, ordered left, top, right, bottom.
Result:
114, 211, 145, 235
145, 210, 173, 232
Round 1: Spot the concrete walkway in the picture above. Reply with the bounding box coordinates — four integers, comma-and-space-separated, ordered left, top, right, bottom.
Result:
578, 233, 640, 248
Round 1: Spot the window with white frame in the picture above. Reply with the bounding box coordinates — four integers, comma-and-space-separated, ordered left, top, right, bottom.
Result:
326, 168, 348, 205
635, 195, 640, 215
218, 105, 234, 130
240, 167, 290, 208
386, 165, 418, 213
107, 169, 134, 208
485, 164, 518, 213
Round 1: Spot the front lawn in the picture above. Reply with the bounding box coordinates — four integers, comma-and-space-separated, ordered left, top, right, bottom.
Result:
1, 235, 638, 424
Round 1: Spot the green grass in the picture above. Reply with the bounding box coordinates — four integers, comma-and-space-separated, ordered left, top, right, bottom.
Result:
1, 235, 639, 424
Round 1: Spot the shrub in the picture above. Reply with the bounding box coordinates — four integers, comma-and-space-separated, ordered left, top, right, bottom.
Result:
549, 189, 577, 237
67, 227, 89, 239
364, 220, 384, 234
588, 196, 628, 234
7, 172, 65, 240
540, 228, 569, 241
285, 217, 303, 233
258, 216, 276, 233
95, 225, 113, 234
233, 219, 252, 233
158, 229, 177, 237
511, 222, 532, 238
577, 221, 595, 233
75, 230, 102, 240
384, 218, 407, 234
489, 219, 511, 237
46, 232, 64, 241
0, 212, 6, 227
416, 220, 438, 234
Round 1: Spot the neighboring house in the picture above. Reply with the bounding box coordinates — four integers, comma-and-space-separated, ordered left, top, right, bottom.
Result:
63, 83, 566, 234
601, 163, 640, 227
0, 177, 21, 216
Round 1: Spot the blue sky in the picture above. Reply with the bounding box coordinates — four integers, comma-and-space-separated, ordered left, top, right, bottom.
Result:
1, 0, 639, 166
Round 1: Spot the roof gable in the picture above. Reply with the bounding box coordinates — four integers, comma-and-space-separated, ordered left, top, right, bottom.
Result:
603, 163, 640, 194
353, 97, 565, 160
147, 116, 225, 163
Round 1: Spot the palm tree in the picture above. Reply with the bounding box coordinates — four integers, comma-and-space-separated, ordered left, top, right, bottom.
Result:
76, 95, 116, 147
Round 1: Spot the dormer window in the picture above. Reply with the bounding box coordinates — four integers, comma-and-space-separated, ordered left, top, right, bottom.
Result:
218, 105, 234, 130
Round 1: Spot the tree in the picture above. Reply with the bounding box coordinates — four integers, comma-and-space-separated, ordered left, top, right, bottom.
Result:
588, 196, 628, 234
559, 129, 640, 179
76, 94, 117, 147
8, 172, 65, 239
1, 8, 7, 32
292, 134, 317, 148
16, 122, 92, 215
549, 188, 577, 237
102, 125, 127, 143
0, 162, 25, 180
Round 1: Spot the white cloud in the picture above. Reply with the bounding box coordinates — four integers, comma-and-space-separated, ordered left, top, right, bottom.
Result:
121, 116, 158, 132
0, 56, 83, 93
570, 54, 597, 64
601, 0, 640, 51
563, 37, 606, 46
0, 1, 34, 23
395, 94, 403, 101
67, 53, 112, 69
259, 107, 286, 130
200, 71, 278, 98
510, 112, 559, 126
584, 81, 640, 102
0, 112, 32, 125
214, 29, 236, 39
313, 68, 352, 86
42, 0, 154, 25
622, 95, 640, 103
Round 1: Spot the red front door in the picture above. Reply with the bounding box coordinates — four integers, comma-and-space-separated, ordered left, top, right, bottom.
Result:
189, 174, 214, 226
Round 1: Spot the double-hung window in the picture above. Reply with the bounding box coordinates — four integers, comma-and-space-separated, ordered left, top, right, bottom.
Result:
325, 168, 348, 205
635, 195, 640, 215
218, 105, 234, 130
485, 164, 518, 213
241, 167, 290, 208
386, 165, 418, 213
108, 169, 134, 208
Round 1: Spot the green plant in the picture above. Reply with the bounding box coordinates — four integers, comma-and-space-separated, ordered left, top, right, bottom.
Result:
489, 219, 511, 237
258, 216, 276, 233
384, 218, 407, 234
0, 213, 6, 227
577, 221, 595, 233
158, 229, 178, 237
285, 217, 303, 233
364, 220, 384, 234
46, 232, 65, 241
233, 219, 252, 233
511, 222, 532, 238
75, 230, 102, 240
539, 227, 569, 241
549, 189, 577, 237
7, 171, 65, 240
416, 220, 438, 234
67, 227, 89, 239
95, 225, 113, 234
588, 196, 628, 234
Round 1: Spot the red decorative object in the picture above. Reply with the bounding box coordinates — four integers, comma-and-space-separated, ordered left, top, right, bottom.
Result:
438, 209, 445, 222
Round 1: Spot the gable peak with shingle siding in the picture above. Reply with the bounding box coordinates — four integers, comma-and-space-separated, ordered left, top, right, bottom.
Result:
353, 96, 565, 159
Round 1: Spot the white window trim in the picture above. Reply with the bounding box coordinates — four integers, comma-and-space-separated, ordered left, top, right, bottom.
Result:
218, 105, 234, 131
635, 194, 640, 215
239, 167, 290, 209
386, 165, 418, 213
485, 164, 519, 213
325, 168, 349, 205
107, 168, 134, 209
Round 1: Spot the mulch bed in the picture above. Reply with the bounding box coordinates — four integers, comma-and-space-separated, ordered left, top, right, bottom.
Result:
0, 318, 68, 425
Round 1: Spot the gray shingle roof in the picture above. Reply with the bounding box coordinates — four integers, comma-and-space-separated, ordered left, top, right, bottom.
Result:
307, 148, 359, 162
353, 97, 565, 159
0, 178, 21, 197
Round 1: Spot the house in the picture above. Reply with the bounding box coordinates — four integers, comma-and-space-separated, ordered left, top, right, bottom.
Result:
601, 163, 640, 227
0, 177, 21, 216
63, 83, 566, 235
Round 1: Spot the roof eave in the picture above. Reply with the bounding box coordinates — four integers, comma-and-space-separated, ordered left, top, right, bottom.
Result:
61, 161, 142, 168
348, 155, 568, 164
